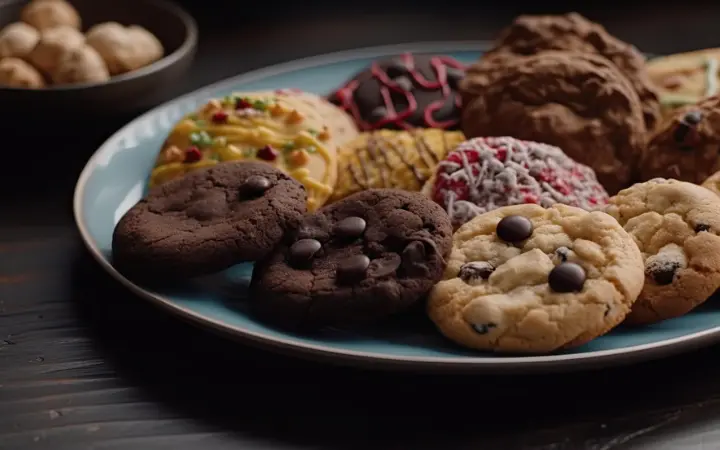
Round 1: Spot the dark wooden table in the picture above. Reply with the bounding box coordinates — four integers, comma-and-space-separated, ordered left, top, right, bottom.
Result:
4, 3, 720, 449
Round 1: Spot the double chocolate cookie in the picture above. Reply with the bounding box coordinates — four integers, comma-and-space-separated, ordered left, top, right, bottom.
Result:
112, 161, 307, 279
250, 189, 453, 330
328, 53, 466, 131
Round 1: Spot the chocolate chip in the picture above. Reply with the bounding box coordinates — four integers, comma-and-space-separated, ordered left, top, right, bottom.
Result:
289, 239, 321, 267
393, 76, 414, 92
472, 323, 497, 335
496, 215, 533, 243
458, 262, 494, 282
370, 254, 402, 278
240, 175, 271, 197
548, 262, 586, 293
646, 260, 681, 285
336, 254, 370, 283
695, 223, 711, 233
684, 110, 703, 125
674, 123, 691, 143
445, 67, 465, 88
402, 241, 426, 265
369, 106, 388, 123
335, 216, 366, 239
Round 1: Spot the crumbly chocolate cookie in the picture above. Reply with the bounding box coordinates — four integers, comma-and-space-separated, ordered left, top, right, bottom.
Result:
427, 203, 644, 354
606, 178, 720, 324
328, 53, 466, 131
112, 161, 307, 279
460, 51, 646, 194
640, 96, 720, 184
472, 12, 661, 130
250, 189, 453, 330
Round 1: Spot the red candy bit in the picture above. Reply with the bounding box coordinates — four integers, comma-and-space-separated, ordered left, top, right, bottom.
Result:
256, 145, 278, 161
236, 98, 252, 110
211, 111, 229, 123
184, 146, 202, 163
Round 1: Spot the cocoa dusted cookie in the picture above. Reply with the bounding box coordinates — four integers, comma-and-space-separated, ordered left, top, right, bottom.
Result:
250, 189, 453, 330
460, 51, 646, 194
472, 12, 661, 130
112, 161, 307, 280
640, 95, 720, 184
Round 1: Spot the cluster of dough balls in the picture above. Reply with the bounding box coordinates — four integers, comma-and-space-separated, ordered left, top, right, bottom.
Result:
0, 0, 164, 89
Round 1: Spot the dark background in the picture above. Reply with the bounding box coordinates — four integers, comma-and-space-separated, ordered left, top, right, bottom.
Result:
4, 2, 720, 449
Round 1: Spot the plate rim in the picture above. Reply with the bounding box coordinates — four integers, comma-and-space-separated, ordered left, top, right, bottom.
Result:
73, 40, 720, 373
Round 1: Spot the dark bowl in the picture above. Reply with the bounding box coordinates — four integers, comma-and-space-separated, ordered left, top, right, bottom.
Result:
0, 0, 198, 118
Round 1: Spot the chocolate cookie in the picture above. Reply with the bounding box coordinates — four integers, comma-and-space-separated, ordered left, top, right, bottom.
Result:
250, 189, 453, 330
472, 12, 661, 130
112, 161, 307, 279
460, 51, 646, 194
640, 96, 720, 184
328, 53, 466, 131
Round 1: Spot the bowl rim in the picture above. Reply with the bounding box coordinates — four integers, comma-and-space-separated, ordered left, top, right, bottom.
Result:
0, 0, 199, 92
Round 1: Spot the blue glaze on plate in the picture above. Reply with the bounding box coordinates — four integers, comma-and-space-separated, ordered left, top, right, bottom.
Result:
74, 42, 720, 372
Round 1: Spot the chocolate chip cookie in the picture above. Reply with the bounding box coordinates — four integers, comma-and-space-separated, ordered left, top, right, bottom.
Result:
112, 161, 307, 279
460, 51, 646, 194
427, 203, 644, 354
606, 178, 720, 324
640, 96, 720, 185
473, 12, 661, 130
250, 188, 453, 330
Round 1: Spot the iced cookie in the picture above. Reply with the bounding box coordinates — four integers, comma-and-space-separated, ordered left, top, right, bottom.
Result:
476, 12, 661, 130
461, 51, 646, 194
427, 203, 644, 354
646, 48, 720, 116
640, 96, 720, 184
606, 178, 720, 324
328, 129, 465, 203
251, 189, 453, 330
424, 137, 609, 229
151, 91, 340, 211
328, 53, 466, 131
112, 162, 306, 280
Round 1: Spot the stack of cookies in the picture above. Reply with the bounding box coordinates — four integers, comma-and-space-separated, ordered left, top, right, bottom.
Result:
113, 12, 720, 356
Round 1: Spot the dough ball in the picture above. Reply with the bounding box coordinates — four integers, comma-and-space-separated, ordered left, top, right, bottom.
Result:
28, 25, 84, 75
0, 57, 45, 88
86, 22, 164, 75
52, 44, 110, 85
21, 0, 81, 31
0, 22, 40, 59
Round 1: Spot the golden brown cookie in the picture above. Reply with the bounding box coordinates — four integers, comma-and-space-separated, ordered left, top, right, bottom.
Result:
0, 57, 44, 88
151, 92, 339, 211
461, 51, 646, 194
606, 178, 720, 324
328, 129, 464, 203
640, 95, 720, 184
474, 12, 661, 131
427, 203, 644, 354
701, 170, 720, 197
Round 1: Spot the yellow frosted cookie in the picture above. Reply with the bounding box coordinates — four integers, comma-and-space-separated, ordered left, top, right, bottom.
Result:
150, 92, 338, 211
328, 129, 465, 203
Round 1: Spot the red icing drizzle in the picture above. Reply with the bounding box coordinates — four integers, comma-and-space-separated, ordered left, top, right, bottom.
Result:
329, 53, 466, 131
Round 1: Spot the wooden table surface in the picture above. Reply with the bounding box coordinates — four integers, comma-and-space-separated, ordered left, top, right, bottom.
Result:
4, 2, 720, 449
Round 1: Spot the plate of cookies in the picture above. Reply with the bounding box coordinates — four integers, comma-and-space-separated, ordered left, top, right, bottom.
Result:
74, 12, 720, 372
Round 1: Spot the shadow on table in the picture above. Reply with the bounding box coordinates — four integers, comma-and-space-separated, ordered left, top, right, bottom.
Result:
68, 248, 720, 449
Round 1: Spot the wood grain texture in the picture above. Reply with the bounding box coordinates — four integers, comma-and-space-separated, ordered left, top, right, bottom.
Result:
5, 3, 720, 449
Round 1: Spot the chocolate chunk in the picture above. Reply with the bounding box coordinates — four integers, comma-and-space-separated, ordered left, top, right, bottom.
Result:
674, 123, 692, 143
393, 76, 414, 92
646, 260, 681, 285
401, 241, 429, 276
369, 106, 388, 123
336, 254, 370, 283
548, 262, 586, 293
458, 261, 494, 282
289, 239, 321, 267
683, 110, 703, 125
241, 175, 271, 197
695, 223, 711, 233
370, 254, 402, 278
445, 67, 465, 88
335, 216, 366, 239
472, 322, 497, 335
496, 215, 533, 243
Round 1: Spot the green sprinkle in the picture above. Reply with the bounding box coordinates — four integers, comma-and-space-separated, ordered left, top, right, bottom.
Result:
252, 99, 268, 111
305, 146, 317, 153
190, 130, 213, 148
283, 141, 295, 151
307, 128, 318, 136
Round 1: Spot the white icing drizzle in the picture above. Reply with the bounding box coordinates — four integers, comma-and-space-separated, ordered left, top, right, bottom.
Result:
705, 57, 719, 97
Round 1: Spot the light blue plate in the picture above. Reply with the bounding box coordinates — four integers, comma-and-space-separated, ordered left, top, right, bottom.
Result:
73, 41, 720, 373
